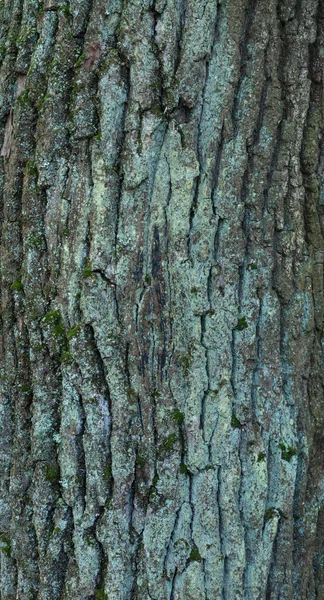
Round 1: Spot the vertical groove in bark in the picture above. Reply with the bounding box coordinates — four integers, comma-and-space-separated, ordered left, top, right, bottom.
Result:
0, 0, 323, 599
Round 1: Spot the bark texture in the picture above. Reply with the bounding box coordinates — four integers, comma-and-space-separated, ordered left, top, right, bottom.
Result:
0, 0, 323, 598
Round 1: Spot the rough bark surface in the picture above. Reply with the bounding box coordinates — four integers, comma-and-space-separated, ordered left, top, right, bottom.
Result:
0, 0, 323, 598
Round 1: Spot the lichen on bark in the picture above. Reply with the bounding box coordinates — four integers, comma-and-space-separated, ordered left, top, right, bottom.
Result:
0, 0, 323, 599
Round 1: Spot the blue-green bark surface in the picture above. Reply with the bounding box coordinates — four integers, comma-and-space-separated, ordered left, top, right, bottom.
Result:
0, 0, 323, 598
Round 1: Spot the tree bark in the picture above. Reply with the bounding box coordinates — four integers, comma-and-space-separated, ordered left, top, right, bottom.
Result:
0, 0, 323, 598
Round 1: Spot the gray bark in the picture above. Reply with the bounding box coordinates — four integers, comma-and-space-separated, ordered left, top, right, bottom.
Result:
0, 0, 323, 598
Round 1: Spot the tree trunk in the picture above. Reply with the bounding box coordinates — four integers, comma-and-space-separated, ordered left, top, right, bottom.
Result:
0, 0, 323, 598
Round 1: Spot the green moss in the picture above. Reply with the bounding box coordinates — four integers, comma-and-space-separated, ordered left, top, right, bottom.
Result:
0, 45, 6, 61
45, 464, 60, 484
95, 588, 107, 600
231, 413, 242, 428
61, 351, 73, 364
190, 286, 198, 295
93, 130, 102, 141
257, 452, 266, 462
205, 464, 215, 471
75, 51, 86, 69
144, 274, 152, 285
179, 462, 188, 474
37, 92, 52, 112
43, 310, 65, 337
159, 433, 178, 454
115, 244, 126, 260
126, 387, 137, 400
62, 228, 69, 238
53, 526, 61, 534
279, 443, 297, 462
151, 389, 161, 399
247, 263, 257, 270
136, 456, 145, 467
20, 384, 31, 394
149, 474, 160, 501
0, 534, 11, 557
43, 310, 60, 324
17, 90, 30, 108
48, 58, 62, 73
85, 534, 95, 547
82, 259, 93, 278
189, 546, 202, 562
10, 279, 23, 292
26, 235, 43, 249
181, 354, 192, 375
264, 507, 278, 521
235, 317, 248, 331
171, 409, 184, 425
150, 105, 166, 118
85, 396, 97, 404
16, 27, 37, 48
180, 342, 195, 376
32, 343, 44, 353
162, 568, 171, 581
103, 464, 112, 482
67, 324, 81, 340
24, 160, 38, 177
58, 4, 71, 17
